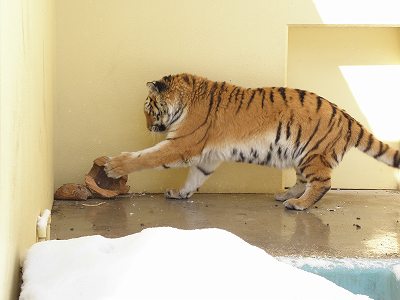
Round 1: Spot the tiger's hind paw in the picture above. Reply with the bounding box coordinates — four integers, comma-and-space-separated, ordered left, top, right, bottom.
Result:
274, 191, 291, 202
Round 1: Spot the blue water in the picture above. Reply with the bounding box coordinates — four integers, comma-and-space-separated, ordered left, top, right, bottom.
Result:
278, 258, 400, 300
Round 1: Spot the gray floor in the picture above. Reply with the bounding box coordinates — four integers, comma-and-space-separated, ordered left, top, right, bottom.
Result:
51, 190, 400, 258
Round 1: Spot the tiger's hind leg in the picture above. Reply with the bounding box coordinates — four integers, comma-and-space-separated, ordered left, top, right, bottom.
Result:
165, 160, 221, 200
283, 156, 332, 210
274, 170, 307, 201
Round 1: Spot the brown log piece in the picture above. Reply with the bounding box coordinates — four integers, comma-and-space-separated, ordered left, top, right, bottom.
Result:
85, 156, 130, 198
54, 183, 93, 200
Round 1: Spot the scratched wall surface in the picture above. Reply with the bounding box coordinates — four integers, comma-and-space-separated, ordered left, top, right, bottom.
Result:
54, 0, 285, 194
0, 1, 53, 299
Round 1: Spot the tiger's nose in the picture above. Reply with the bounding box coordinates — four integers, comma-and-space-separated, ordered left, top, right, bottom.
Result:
157, 124, 166, 132
151, 124, 166, 132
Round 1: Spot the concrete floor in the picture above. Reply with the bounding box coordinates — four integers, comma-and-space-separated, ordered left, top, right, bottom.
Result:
51, 190, 400, 258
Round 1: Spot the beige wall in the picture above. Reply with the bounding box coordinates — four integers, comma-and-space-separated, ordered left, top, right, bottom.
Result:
55, 0, 286, 193
286, 27, 400, 189
0, 1, 53, 299
55, 0, 400, 194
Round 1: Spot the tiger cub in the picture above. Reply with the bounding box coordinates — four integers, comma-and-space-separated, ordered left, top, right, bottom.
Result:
105, 73, 400, 210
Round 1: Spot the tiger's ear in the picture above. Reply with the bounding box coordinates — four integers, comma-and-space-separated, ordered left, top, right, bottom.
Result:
146, 81, 157, 92
146, 81, 167, 93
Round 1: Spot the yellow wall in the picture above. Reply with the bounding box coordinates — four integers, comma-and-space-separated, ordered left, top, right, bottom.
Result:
0, 1, 53, 299
286, 27, 400, 189
54, 0, 286, 193
54, 0, 400, 194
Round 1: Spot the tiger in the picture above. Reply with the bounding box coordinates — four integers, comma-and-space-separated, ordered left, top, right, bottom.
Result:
104, 73, 400, 210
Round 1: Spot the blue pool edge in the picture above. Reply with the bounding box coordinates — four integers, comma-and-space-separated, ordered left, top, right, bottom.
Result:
277, 257, 400, 300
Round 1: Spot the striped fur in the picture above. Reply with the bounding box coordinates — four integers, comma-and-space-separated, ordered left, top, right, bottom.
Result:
105, 74, 399, 210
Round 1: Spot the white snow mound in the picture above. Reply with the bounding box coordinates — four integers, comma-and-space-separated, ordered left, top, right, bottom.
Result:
20, 227, 370, 300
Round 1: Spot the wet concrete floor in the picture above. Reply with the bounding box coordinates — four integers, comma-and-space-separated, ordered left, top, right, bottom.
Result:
52, 190, 400, 258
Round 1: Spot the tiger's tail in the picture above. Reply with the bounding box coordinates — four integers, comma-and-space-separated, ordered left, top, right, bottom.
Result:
353, 123, 400, 168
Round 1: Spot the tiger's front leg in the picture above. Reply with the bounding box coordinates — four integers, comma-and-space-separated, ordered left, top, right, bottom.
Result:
166, 160, 221, 199
105, 141, 196, 178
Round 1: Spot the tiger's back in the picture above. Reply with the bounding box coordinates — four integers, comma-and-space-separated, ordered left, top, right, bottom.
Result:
105, 73, 400, 210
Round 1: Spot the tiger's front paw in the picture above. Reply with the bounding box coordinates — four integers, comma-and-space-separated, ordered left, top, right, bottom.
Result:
165, 189, 193, 200
283, 198, 308, 211
104, 153, 134, 179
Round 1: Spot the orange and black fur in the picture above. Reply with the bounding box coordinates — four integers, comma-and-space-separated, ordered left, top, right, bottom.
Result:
105, 74, 400, 210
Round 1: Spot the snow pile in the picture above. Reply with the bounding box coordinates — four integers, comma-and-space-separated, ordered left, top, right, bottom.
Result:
20, 227, 370, 300
393, 264, 400, 281
36, 209, 51, 230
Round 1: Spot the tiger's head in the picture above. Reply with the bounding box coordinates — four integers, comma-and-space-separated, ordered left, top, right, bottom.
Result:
144, 74, 189, 133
